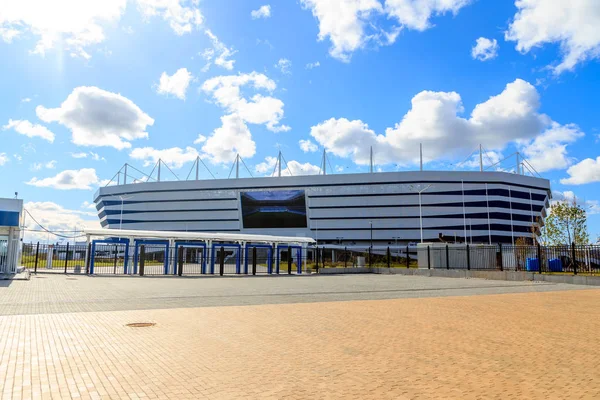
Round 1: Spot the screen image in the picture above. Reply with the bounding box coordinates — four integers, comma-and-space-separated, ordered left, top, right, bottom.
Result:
241, 190, 307, 229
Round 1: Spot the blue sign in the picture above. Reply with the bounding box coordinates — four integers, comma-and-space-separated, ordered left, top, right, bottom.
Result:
0, 211, 19, 227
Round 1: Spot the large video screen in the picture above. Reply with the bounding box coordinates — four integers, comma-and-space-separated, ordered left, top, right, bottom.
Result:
241, 190, 307, 229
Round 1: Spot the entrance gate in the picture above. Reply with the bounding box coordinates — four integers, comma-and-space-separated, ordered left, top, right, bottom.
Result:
134, 240, 170, 275
276, 245, 303, 274
90, 239, 129, 275
244, 244, 273, 274
174, 242, 207, 275
210, 243, 241, 275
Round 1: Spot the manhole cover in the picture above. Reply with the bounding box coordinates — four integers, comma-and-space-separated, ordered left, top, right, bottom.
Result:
126, 322, 156, 328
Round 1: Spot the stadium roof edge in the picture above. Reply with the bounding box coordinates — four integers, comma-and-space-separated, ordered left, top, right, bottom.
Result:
84, 228, 316, 244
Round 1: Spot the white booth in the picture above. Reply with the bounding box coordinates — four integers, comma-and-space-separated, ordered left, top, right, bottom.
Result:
0, 198, 23, 274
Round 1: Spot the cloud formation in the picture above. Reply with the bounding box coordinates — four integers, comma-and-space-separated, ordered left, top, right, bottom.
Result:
471, 37, 498, 61
505, 0, 600, 74
156, 68, 193, 100
3, 119, 55, 142
26, 168, 100, 190
251, 5, 272, 19
308, 79, 582, 171
301, 0, 471, 62
36, 86, 154, 150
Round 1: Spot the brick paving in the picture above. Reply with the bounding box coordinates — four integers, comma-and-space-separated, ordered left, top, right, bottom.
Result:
0, 273, 589, 316
0, 275, 599, 399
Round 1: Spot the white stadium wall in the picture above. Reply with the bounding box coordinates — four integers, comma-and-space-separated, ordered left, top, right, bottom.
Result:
93, 171, 551, 245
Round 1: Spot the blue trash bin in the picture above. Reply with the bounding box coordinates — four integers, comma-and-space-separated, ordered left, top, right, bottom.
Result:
548, 258, 563, 272
526, 258, 540, 272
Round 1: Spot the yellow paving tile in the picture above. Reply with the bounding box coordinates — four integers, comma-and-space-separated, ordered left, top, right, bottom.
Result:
1, 290, 600, 399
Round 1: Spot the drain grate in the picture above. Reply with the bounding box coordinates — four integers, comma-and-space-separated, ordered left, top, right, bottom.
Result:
126, 322, 156, 328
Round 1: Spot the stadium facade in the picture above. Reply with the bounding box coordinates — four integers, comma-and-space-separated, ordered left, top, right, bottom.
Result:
94, 169, 551, 245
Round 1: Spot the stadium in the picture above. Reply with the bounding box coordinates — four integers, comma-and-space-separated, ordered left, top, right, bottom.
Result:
93, 152, 551, 246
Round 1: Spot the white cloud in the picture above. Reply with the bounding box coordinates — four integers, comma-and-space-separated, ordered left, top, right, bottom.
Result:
275, 58, 292, 75
251, 5, 272, 19
3, 119, 55, 142
505, 0, 600, 74
283, 160, 321, 176
129, 146, 199, 168
26, 168, 99, 190
202, 71, 290, 132
135, 0, 203, 35
299, 139, 319, 152
156, 68, 193, 100
300, 0, 385, 62
306, 61, 321, 69
23, 201, 100, 242
200, 114, 255, 164
0, 0, 201, 59
36, 86, 154, 150
13, 154, 22, 162
385, 0, 471, 31
31, 160, 57, 171
70, 152, 88, 159
471, 37, 498, 61
255, 156, 321, 176
90, 152, 105, 161
81, 201, 97, 210
21, 97, 31, 103
310, 79, 582, 167
560, 156, 600, 185
0, 0, 126, 58
300, 0, 471, 62
201, 30, 236, 71
0, 153, 8, 166
520, 123, 583, 173
255, 156, 278, 174
462, 150, 504, 170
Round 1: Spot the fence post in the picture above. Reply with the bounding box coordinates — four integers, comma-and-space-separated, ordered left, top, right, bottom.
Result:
34, 242, 40, 273
178, 247, 184, 276
427, 245, 431, 269
252, 247, 257, 276
219, 246, 225, 276
571, 242, 577, 275
536, 243, 542, 274
85, 242, 91, 275
387, 247, 391, 268
113, 244, 118, 275
139, 245, 145, 276
344, 246, 347, 269
445, 244, 450, 270
406, 245, 410, 268
64, 243, 70, 273
466, 244, 471, 271
498, 243, 503, 271
288, 246, 292, 275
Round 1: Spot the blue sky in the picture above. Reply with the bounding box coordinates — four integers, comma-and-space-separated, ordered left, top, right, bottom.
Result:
1, 0, 600, 242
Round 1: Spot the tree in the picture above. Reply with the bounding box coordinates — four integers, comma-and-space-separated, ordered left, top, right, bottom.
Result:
544, 198, 589, 245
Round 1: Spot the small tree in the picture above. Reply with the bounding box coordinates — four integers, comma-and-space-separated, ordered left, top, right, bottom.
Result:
544, 198, 589, 245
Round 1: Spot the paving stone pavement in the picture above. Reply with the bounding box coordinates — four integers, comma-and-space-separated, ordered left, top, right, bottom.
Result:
0, 273, 591, 316
0, 274, 599, 399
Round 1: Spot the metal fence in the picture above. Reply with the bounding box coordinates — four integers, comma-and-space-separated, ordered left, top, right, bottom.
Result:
416, 243, 600, 275
21, 242, 600, 276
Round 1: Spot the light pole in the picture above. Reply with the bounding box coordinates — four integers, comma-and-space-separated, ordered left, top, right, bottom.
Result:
106, 195, 134, 230
369, 221, 373, 249
409, 184, 432, 243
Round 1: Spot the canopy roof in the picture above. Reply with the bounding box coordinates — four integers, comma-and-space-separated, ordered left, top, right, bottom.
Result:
84, 228, 315, 245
